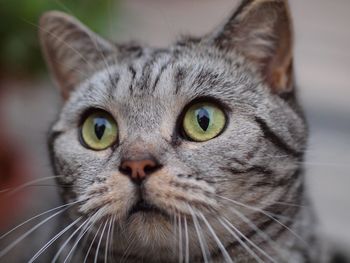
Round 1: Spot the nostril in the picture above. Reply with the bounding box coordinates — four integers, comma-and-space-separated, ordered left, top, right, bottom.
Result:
144, 163, 161, 175
119, 164, 132, 176
119, 159, 162, 184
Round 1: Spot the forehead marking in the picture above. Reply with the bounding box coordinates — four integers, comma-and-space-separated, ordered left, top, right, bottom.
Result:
152, 58, 173, 93
174, 67, 186, 95
128, 65, 137, 94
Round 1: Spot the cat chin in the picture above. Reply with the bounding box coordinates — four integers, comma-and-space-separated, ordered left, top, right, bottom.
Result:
111, 215, 180, 261
124, 211, 172, 235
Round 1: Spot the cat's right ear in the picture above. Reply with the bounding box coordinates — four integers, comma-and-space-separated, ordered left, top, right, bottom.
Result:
39, 11, 116, 100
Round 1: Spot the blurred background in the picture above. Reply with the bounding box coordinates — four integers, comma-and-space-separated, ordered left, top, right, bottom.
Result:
0, 0, 349, 254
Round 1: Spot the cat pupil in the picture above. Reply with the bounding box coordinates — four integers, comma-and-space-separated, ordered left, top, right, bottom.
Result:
197, 108, 210, 131
94, 118, 106, 140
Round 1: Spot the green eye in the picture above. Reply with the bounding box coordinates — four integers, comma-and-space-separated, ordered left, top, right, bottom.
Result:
183, 102, 226, 142
81, 111, 118, 150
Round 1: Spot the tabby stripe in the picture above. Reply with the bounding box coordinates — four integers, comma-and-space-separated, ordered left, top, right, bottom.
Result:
255, 116, 302, 158
221, 166, 294, 187
252, 169, 299, 188
107, 74, 119, 97
128, 66, 136, 94
277, 169, 304, 206
139, 51, 168, 91
111, 74, 120, 89
47, 131, 67, 182
174, 67, 186, 94
208, 215, 281, 260
139, 60, 152, 90
152, 61, 171, 92
224, 165, 271, 175
210, 198, 299, 260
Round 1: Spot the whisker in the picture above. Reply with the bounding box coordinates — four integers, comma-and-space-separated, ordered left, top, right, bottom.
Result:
178, 213, 183, 263
62, 216, 95, 263
28, 216, 83, 263
173, 212, 178, 261
0, 175, 63, 196
0, 205, 73, 259
218, 218, 265, 263
119, 232, 136, 263
0, 200, 81, 240
262, 201, 305, 208
104, 217, 113, 263
227, 206, 285, 261
83, 222, 103, 263
184, 216, 190, 263
0, 175, 92, 195
222, 151, 350, 167
216, 195, 308, 247
94, 220, 109, 263
225, 216, 281, 262
51, 0, 119, 95
197, 211, 233, 263
109, 215, 116, 262
299, 160, 350, 168
22, 19, 95, 70
51, 216, 92, 263
187, 205, 210, 263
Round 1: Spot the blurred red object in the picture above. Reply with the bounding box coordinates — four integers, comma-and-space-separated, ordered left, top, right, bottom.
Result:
0, 89, 29, 230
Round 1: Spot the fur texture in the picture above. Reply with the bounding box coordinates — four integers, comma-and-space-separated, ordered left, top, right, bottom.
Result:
33, 0, 330, 262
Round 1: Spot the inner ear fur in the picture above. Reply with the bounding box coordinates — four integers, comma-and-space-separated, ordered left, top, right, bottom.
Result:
210, 0, 294, 94
39, 11, 116, 99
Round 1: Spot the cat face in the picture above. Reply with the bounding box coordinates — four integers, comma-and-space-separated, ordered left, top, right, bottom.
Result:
41, 0, 308, 261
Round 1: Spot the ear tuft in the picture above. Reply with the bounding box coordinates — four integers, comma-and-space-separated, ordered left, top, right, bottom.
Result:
39, 11, 115, 99
209, 0, 294, 94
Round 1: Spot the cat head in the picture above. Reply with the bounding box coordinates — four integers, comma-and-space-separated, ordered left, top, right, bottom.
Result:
40, 0, 307, 261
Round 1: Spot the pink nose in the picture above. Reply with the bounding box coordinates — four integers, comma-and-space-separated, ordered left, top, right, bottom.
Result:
120, 159, 160, 184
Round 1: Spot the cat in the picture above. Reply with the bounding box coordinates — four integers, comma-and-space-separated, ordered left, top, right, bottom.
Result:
0, 0, 336, 262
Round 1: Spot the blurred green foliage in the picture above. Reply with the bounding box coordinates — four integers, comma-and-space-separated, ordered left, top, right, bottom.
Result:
0, 0, 118, 78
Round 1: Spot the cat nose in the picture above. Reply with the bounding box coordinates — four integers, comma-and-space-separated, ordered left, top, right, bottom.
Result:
119, 159, 161, 185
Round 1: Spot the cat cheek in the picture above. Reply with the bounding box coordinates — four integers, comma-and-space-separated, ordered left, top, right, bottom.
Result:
145, 170, 217, 213
107, 173, 138, 215
78, 173, 136, 220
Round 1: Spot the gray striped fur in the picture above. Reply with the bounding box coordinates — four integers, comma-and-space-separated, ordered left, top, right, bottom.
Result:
36, 1, 330, 262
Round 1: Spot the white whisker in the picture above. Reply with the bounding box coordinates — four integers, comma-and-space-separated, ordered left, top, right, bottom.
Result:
2, 176, 63, 196
28, 217, 83, 263
216, 195, 308, 247
218, 218, 264, 263
227, 206, 285, 260
23, 19, 95, 71
63, 217, 95, 263
188, 205, 211, 263
94, 219, 109, 263
83, 222, 103, 263
197, 211, 234, 263
223, 217, 278, 262
184, 216, 190, 263
104, 217, 113, 263
0, 200, 80, 240
120, 230, 137, 263
173, 212, 178, 261
178, 213, 183, 263
0, 205, 72, 259
109, 215, 116, 262
51, 216, 91, 263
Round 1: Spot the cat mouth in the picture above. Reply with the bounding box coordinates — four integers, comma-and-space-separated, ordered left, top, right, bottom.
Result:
128, 200, 169, 218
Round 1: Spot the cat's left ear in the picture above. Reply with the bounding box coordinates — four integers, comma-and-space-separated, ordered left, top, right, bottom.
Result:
207, 0, 294, 94
39, 11, 116, 99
